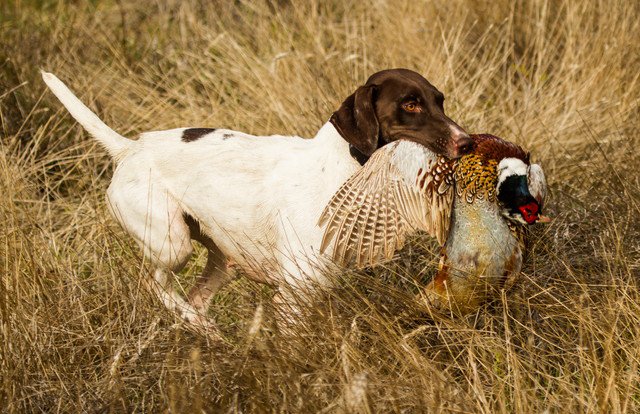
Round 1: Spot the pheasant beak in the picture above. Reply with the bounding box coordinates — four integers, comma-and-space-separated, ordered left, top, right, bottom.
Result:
537, 214, 552, 223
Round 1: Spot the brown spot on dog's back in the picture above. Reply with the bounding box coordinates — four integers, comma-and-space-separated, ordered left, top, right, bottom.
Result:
182, 128, 216, 142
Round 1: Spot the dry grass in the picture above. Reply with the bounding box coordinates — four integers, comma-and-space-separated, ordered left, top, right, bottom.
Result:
1, 0, 640, 412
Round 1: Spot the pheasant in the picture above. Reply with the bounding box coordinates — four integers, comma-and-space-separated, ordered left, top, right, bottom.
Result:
318, 134, 548, 313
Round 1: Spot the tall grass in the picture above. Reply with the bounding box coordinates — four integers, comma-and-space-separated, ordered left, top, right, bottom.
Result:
1, 0, 639, 412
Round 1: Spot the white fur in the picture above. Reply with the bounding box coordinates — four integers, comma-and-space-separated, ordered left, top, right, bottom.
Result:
41, 72, 130, 160
42, 71, 360, 326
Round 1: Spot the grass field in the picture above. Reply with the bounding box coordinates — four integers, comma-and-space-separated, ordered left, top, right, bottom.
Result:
1, 0, 639, 412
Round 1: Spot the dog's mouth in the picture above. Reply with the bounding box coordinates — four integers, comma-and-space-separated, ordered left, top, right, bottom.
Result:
451, 135, 474, 158
438, 136, 473, 159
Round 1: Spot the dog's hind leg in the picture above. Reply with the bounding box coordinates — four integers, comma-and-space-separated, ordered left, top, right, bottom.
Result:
144, 268, 195, 318
106, 171, 205, 325
188, 248, 234, 313
183, 214, 235, 316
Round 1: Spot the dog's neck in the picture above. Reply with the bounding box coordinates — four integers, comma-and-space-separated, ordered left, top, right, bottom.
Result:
308, 121, 361, 198
314, 121, 381, 167
312, 121, 357, 164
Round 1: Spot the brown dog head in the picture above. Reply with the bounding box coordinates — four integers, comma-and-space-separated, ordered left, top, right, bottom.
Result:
331, 68, 472, 163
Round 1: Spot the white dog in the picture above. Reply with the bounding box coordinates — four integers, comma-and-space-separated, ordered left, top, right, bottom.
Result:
42, 68, 472, 326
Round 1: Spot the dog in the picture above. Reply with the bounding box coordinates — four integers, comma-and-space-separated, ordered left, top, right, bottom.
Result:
42, 68, 473, 327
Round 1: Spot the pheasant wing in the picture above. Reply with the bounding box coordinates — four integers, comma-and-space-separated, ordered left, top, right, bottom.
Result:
318, 140, 455, 268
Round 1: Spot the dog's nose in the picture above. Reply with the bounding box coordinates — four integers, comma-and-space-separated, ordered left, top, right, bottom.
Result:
455, 134, 474, 156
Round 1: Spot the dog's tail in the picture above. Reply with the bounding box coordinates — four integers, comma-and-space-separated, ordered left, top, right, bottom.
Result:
41, 71, 131, 160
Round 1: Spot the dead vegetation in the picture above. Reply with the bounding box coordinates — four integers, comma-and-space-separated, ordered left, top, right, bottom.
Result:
1, 0, 639, 412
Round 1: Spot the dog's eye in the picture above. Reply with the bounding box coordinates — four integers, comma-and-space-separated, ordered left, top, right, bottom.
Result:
401, 101, 422, 113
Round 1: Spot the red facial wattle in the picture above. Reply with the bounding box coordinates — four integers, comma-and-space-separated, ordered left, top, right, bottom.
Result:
518, 202, 539, 224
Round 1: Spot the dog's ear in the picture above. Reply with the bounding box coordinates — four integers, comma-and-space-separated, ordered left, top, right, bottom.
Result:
330, 85, 379, 156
